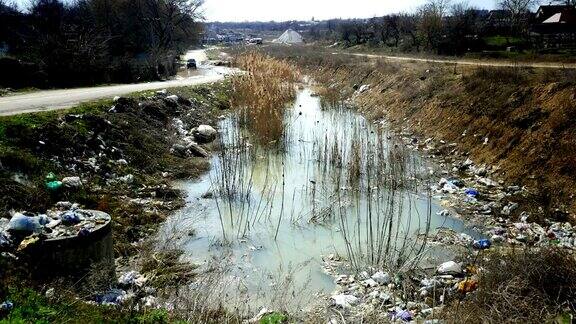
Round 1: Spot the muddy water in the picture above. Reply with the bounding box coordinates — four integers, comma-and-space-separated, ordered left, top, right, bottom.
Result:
160, 87, 478, 312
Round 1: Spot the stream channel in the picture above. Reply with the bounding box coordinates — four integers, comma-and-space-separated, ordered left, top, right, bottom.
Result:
159, 86, 479, 312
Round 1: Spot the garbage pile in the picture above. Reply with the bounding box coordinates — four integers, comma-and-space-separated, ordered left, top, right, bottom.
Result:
91, 270, 165, 310
0, 203, 110, 252
323, 253, 483, 322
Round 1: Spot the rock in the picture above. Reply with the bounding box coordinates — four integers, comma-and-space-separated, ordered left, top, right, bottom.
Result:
437, 261, 462, 275
478, 177, 499, 187
371, 271, 391, 285
331, 294, 358, 308
193, 125, 217, 143
189, 143, 209, 158
61, 176, 82, 188
165, 95, 179, 102
491, 235, 505, 243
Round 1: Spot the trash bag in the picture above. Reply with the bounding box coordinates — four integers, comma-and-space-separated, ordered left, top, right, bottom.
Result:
465, 188, 479, 198
94, 289, 126, 305
46, 181, 63, 192
61, 211, 81, 225
472, 239, 491, 250
8, 213, 42, 233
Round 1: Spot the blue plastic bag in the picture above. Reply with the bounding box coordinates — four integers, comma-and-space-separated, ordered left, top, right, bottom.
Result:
473, 239, 492, 250
61, 211, 81, 225
465, 188, 479, 198
8, 214, 42, 233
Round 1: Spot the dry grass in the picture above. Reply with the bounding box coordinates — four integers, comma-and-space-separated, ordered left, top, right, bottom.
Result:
443, 247, 576, 323
231, 52, 299, 144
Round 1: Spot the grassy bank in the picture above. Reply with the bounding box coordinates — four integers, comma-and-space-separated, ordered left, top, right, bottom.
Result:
0, 83, 235, 322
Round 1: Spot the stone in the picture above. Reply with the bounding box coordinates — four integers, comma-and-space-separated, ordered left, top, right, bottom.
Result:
371, 271, 391, 285
193, 125, 217, 143
62, 176, 82, 188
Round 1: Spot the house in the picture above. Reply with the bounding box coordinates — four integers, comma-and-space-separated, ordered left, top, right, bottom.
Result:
532, 5, 576, 34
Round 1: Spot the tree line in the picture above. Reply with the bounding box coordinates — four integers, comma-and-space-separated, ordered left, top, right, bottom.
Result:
306, 0, 573, 55
0, 0, 203, 89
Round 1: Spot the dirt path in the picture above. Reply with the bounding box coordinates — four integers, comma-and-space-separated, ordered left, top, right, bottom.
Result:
0, 50, 234, 116
334, 52, 576, 69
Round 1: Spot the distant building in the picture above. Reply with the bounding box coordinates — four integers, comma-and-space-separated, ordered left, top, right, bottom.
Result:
533, 5, 576, 33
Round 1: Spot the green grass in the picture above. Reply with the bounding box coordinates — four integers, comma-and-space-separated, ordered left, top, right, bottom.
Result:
483, 35, 524, 47
259, 312, 288, 324
0, 288, 183, 324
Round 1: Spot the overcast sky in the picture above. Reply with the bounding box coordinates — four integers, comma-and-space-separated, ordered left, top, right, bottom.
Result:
13, 0, 498, 22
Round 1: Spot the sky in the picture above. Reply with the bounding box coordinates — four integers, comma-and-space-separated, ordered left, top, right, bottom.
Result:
13, 0, 498, 22
202, 0, 497, 22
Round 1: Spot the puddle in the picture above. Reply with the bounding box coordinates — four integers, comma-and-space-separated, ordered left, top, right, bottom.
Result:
159, 87, 479, 311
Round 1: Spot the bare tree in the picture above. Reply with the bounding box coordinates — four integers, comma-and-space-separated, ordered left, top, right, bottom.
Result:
498, 0, 539, 35
418, 0, 451, 50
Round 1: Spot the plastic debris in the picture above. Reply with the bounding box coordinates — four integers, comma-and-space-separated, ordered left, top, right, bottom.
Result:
472, 239, 492, 250
464, 188, 479, 198
118, 271, 147, 287
0, 232, 12, 248
0, 301, 13, 312
331, 294, 358, 308
437, 261, 462, 275
390, 309, 413, 322
94, 289, 128, 305
61, 211, 81, 225
8, 213, 42, 233
457, 278, 478, 293
46, 181, 63, 192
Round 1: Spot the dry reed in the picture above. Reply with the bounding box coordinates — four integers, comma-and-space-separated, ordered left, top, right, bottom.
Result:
231, 52, 299, 144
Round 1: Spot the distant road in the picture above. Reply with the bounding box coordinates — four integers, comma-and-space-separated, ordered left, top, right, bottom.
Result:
334, 52, 576, 69
0, 50, 233, 116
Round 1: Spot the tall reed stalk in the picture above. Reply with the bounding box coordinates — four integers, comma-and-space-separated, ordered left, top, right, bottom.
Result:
231, 52, 299, 145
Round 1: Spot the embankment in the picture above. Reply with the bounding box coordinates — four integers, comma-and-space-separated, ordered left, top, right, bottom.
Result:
262, 45, 576, 219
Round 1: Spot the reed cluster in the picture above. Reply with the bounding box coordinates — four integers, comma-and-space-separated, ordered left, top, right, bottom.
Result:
231, 52, 299, 144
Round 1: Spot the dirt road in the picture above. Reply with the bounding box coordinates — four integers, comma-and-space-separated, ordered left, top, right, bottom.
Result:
0, 50, 233, 116
334, 52, 576, 69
